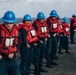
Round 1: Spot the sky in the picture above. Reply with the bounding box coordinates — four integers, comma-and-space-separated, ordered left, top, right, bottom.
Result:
0, 0, 75, 18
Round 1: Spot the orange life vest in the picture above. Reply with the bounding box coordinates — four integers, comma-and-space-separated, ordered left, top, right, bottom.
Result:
0, 24, 19, 55
19, 23, 38, 44
47, 17, 59, 33
34, 20, 49, 38
58, 24, 64, 34
61, 22, 70, 35
70, 18, 76, 27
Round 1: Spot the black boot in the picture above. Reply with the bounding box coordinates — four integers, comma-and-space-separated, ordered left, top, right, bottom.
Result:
65, 50, 71, 54
39, 65, 48, 73
46, 60, 54, 68
26, 73, 30, 75
52, 56, 59, 60
34, 65, 42, 75
21, 73, 25, 75
58, 51, 63, 54
50, 60, 59, 65
71, 41, 75, 44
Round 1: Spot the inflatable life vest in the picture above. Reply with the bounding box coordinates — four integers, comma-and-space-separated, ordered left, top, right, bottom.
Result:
47, 17, 59, 33
62, 22, 70, 35
58, 24, 64, 34
0, 24, 19, 55
34, 20, 49, 38
70, 18, 76, 27
19, 23, 38, 44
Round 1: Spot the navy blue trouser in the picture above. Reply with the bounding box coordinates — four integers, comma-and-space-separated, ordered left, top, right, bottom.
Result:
63, 36, 69, 51
70, 30, 75, 42
33, 45, 40, 66
20, 44, 33, 74
33, 40, 46, 66
45, 36, 57, 61
51, 37, 58, 59
45, 38, 52, 61
59, 35, 69, 51
56, 35, 59, 47
59, 36, 64, 52
39, 40, 46, 66
0, 55, 20, 75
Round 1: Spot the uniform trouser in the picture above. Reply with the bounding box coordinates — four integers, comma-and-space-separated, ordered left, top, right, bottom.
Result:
59, 36, 65, 52
63, 36, 69, 51
0, 55, 20, 75
70, 30, 75, 42
33, 41, 46, 74
39, 40, 46, 66
33, 45, 41, 74
20, 44, 33, 74
56, 35, 59, 47
51, 37, 58, 59
45, 38, 52, 61
45, 36, 57, 60
33, 46, 40, 66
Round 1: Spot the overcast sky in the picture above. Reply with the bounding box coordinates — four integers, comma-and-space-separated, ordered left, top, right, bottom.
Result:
0, 0, 75, 18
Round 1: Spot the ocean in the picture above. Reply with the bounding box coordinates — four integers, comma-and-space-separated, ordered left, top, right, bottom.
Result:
0, 18, 70, 24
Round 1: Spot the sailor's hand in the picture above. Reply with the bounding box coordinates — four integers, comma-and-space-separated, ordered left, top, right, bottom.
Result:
0, 54, 2, 60
73, 29, 76, 31
45, 38, 47, 41
40, 40, 43, 44
8, 53, 14, 59
48, 34, 51, 38
26, 44, 30, 48
34, 43, 37, 46
53, 33, 56, 37
60, 34, 63, 36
